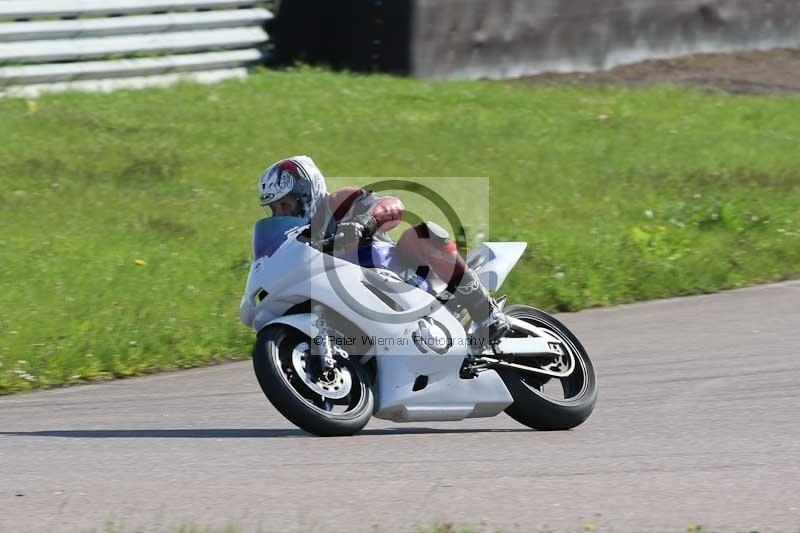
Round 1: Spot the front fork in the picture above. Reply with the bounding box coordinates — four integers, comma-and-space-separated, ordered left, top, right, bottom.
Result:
310, 303, 337, 377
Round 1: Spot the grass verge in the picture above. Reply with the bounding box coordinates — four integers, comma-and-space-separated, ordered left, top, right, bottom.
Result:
1, 67, 799, 393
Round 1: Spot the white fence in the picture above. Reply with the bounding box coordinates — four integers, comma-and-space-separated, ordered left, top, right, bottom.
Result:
0, 0, 272, 97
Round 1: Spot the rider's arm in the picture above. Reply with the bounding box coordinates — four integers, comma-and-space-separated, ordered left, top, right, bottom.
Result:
327, 187, 404, 233
327, 187, 365, 221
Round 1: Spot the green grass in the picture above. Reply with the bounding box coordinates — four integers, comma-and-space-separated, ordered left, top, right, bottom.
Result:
1, 67, 799, 393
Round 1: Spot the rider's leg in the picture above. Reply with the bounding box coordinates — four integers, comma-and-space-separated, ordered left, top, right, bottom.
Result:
395, 221, 509, 344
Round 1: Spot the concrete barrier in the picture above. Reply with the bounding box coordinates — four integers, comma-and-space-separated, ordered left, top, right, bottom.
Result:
413, 0, 800, 79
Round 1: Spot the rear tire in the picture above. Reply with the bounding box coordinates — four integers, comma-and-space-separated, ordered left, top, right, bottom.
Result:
497, 305, 597, 430
253, 324, 373, 437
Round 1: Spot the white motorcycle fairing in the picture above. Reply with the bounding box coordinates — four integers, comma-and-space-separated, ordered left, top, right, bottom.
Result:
466, 242, 527, 292
240, 220, 528, 423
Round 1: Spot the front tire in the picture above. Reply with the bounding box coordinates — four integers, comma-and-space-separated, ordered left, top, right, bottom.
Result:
253, 324, 373, 436
497, 305, 597, 430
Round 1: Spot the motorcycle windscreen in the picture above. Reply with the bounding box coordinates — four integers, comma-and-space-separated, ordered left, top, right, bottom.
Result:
252, 216, 307, 259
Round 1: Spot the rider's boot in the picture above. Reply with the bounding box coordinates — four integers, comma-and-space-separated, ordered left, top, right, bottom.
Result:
452, 269, 510, 345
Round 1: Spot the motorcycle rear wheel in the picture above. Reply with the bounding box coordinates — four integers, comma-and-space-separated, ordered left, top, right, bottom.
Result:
253, 324, 373, 437
497, 305, 597, 430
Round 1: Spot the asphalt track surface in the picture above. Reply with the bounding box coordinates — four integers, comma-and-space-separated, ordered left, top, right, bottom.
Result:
2, 282, 799, 532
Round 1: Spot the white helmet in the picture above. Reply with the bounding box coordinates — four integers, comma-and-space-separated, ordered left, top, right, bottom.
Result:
257, 155, 328, 220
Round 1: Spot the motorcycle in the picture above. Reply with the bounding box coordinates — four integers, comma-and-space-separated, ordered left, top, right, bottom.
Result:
239, 216, 597, 436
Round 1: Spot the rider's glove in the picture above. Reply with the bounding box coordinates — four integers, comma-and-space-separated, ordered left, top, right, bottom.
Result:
335, 214, 379, 248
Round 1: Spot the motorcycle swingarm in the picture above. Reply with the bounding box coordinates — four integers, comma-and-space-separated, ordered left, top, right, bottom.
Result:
484, 318, 575, 378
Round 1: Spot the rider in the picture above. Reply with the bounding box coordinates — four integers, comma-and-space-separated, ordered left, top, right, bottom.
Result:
257, 155, 509, 344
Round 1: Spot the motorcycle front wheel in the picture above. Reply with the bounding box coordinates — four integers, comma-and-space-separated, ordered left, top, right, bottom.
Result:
497, 305, 597, 430
253, 324, 374, 437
